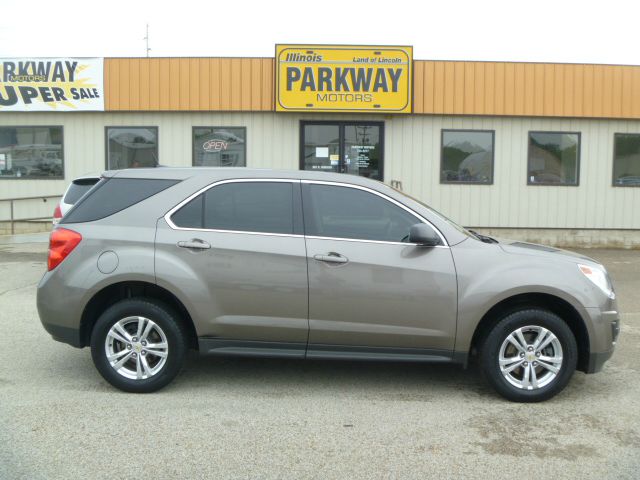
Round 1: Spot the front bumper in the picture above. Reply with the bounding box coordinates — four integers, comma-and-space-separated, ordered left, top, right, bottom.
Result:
585, 309, 620, 373
587, 349, 615, 373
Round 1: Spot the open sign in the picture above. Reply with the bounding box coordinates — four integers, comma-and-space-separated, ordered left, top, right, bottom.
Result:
202, 139, 228, 152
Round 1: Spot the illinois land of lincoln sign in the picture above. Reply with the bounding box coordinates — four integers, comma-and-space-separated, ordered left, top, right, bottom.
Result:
276, 45, 412, 113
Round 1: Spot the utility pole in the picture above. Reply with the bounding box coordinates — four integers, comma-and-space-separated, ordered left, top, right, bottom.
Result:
144, 24, 151, 57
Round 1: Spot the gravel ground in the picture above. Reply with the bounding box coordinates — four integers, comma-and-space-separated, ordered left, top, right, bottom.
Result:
0, 240, 638, 479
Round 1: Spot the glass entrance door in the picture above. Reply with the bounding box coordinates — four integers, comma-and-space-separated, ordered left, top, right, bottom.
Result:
301, 122, 384, 180
301, 124, 340, 174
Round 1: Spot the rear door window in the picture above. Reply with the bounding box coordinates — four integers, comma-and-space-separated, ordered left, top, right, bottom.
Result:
170, 181, 301, 235
61, 178, 178, 224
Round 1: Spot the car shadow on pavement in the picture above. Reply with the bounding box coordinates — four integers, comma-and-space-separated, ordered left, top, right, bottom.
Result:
175, 353, 497, 401
41, 345, 604, 404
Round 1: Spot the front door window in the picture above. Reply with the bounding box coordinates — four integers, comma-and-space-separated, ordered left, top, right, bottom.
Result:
301, 122, 383, 180
303, 183, 418, 243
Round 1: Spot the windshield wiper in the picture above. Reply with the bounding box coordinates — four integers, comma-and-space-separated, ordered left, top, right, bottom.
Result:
467, 229, 499, 244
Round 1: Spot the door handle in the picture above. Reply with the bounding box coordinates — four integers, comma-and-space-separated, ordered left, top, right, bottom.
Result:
313, 252, 348, 264
177, 239, 211, 250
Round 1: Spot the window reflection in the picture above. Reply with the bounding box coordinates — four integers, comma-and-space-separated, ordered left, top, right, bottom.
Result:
441, 130, 494, 184
613, 133, 640, 187
0, 126, 63, 178
528, 132, 579, 185
106, 127, 158, 169
193, 127, 246, 167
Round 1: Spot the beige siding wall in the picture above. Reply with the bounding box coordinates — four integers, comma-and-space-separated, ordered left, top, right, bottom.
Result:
385, 115, 640, 229
1, 112, 639, 229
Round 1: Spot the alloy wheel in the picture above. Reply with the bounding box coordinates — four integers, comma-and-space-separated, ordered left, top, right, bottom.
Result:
104, 316, 169, 380
498, 325, 563, 390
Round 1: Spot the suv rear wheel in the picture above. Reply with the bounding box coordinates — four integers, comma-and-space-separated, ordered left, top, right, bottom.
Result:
90, 298, 187, 393
480, 308, 578, 402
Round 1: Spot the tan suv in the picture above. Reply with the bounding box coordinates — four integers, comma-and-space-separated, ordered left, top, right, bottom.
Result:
37, 168, 620, 402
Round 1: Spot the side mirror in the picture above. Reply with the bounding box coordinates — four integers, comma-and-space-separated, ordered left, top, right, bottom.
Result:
408, 223, 441, 247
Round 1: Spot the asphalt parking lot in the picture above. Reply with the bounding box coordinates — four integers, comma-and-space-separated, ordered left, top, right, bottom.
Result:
0, 238, 639, 480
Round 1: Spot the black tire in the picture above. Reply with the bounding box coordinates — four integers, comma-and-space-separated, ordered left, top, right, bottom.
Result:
480, 309, 578, 402
90, 298, 187, 393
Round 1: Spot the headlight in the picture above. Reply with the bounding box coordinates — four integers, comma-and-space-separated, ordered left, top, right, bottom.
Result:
578, 264, 615, 299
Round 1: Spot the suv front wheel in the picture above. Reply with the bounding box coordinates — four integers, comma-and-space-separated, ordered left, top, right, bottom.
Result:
480, 309, 578, 402
90, 298, 187, 393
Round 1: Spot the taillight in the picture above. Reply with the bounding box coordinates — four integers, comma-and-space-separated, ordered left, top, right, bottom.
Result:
53, 204, 62, 225
48, 228, 82, 271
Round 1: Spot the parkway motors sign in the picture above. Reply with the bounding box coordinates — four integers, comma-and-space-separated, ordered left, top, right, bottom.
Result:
0, 58, 104, 111
275, 45, 412, 113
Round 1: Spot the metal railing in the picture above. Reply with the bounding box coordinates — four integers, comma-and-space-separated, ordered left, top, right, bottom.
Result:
0, 194, 62, 235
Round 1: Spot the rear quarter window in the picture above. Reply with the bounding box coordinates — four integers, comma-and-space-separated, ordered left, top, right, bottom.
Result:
63, 179, 100, 205
61, 178, 179, 224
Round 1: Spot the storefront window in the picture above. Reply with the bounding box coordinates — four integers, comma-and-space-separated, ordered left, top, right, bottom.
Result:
441, 130, 494, 184
106, 127, 158, 169
0, 126, 63, 179
193, 127, 246, 167
613, 133, 640, 187
527, 132, 580, 185
301, 122, 383, 180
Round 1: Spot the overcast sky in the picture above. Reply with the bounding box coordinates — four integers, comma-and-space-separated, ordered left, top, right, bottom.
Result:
0, 0, 638, 65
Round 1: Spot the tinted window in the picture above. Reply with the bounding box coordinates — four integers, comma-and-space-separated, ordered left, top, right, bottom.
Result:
172, 182, 295, 234
64, 178, 100, 204
204, 182, 293, 234
613, 133, 640, 186
441, 130, 494, 184
193, 127, 246, 167
0, 126, 63, 179
62, 178, 178, 224
528, 132, 580, 185
304, 184, 418, 242
106, 127, 158, 169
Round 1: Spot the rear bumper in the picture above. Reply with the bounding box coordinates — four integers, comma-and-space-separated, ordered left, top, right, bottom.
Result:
37, 270, 85, 348
41, 321, 82, 348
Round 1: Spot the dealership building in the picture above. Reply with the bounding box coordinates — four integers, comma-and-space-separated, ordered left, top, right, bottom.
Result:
0, 46, 639, 247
